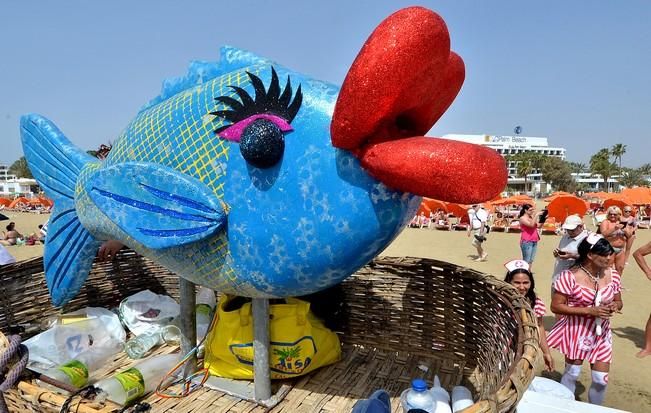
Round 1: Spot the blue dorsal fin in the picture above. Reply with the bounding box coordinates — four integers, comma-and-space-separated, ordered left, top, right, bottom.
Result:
218, 45, 274, 73
139, 46, 274, 113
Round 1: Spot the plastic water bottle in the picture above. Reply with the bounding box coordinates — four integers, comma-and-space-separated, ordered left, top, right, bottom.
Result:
41, 347, 118, 389
195, 286, 216, 341
94, 353, 180, 406
400, 379, 435, 413
430, 375, 452, 413
451, 386, 473, 412
124, 324, 182, 359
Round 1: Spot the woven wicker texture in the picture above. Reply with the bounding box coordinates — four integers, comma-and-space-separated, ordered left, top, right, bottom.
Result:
0, 253, 540, 413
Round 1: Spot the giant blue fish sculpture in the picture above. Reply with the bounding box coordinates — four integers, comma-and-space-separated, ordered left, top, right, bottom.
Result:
21, 7, 507, 306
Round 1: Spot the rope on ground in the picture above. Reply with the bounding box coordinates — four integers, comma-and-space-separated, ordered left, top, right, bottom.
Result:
0, 334, 29, 413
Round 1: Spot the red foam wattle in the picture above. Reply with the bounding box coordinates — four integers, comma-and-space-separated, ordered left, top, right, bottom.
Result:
331, 7, 464, 150
359, 138, 508, 204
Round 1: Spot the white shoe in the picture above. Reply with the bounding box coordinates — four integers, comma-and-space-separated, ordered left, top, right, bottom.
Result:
480, 253, 488, 261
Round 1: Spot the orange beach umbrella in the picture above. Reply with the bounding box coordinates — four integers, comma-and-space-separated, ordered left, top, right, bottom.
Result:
492, 196, 534, 206
620, 188, 651, 205
603, 196, 633, 211
547, 195, 588, 222
446, 203, 470, 218
544, 191, 571, 202
416, 198, 447, 216
8, 197, 30, 209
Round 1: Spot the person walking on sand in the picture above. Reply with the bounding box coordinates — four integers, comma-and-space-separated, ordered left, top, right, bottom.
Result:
547, 234, 622, 405
633, 241, 651, 358
467, 204, 488, 261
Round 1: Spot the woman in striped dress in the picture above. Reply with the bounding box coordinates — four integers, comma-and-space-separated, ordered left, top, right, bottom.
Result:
548, 233, 623, 405
504, 259, 554, 371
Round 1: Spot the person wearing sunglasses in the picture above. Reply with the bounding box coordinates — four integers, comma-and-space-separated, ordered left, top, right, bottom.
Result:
633, 241, 651, 358
547, 233, 623, 405
599, 206, 633, 274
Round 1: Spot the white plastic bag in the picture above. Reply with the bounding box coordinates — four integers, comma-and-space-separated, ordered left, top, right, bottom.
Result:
118, 290, 180, 336
24, 307, 126, 371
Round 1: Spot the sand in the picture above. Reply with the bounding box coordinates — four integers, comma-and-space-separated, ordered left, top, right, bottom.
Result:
1, 210, 46, 261
2, 210, 650, 411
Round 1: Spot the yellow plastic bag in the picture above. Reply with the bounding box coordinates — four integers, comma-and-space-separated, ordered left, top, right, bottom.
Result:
204, 296, 341, 379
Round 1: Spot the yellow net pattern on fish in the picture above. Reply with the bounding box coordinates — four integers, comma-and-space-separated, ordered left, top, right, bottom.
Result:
78, 68, 264, 295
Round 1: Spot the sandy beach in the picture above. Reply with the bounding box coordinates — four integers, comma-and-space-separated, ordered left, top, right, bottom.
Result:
2, 209, 650, 411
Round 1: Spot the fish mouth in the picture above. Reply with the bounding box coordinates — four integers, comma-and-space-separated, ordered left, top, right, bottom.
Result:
331, 7, 507, 204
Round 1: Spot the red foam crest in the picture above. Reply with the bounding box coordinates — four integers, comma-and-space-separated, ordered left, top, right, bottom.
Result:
331, 7, 464, 149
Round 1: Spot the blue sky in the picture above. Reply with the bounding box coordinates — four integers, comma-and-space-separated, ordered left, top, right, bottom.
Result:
1, 1, 650, 167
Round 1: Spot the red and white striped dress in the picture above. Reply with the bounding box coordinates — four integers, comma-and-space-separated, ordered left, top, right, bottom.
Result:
547, 269, 621, 363
534, 297, 547, 318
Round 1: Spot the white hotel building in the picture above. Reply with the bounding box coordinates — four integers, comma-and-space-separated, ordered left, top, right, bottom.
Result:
442, 134, 566, 193
0, 163, 39, 197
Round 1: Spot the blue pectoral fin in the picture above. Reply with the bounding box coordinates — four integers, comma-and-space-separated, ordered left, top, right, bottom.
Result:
20, 114, 102, 306
87, 162, 227, 249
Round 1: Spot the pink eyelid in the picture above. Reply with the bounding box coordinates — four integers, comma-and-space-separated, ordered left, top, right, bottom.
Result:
218, 114, 293, 142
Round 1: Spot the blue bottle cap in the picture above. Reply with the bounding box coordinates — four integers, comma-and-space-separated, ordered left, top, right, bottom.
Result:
411, 378, 427, 391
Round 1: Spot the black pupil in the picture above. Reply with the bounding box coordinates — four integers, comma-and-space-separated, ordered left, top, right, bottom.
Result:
239, 119, 285, 168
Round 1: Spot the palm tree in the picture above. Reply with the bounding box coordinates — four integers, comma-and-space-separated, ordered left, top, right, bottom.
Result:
611, 143, 627, 173
8, 156, 33, 179
618, 168, 646, 188
507, 153, 531, 193
637, 164, 651, 187
507, 152, 545, 194
590, 148, 617, 192
569, 162, 587, 174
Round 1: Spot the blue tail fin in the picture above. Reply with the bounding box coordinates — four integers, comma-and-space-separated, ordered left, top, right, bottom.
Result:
20, 114, 102, 306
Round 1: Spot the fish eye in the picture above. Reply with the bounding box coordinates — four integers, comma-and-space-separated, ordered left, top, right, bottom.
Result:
239, 118, 285, 168
210, 67, 303, 169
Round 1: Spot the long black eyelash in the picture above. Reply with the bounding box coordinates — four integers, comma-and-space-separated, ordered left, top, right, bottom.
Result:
211, 67, 303, 133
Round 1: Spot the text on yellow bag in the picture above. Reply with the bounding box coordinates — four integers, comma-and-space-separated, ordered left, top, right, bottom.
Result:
204, 296, 342, 379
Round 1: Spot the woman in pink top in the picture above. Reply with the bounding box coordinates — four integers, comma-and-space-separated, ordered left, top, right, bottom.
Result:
519, 204, 541, 266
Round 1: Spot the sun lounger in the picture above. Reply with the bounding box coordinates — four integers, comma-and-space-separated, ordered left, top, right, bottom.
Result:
452, 214, 470, 231
541, 223, 559, 235
452, 223, 468, 231
490, 218, 509, 232
508, 222, 522, 233
435, 222, 451, 230
540, 218, 559, 235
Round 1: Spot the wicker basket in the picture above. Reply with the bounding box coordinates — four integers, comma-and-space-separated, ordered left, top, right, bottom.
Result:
0, 252, 540, 413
